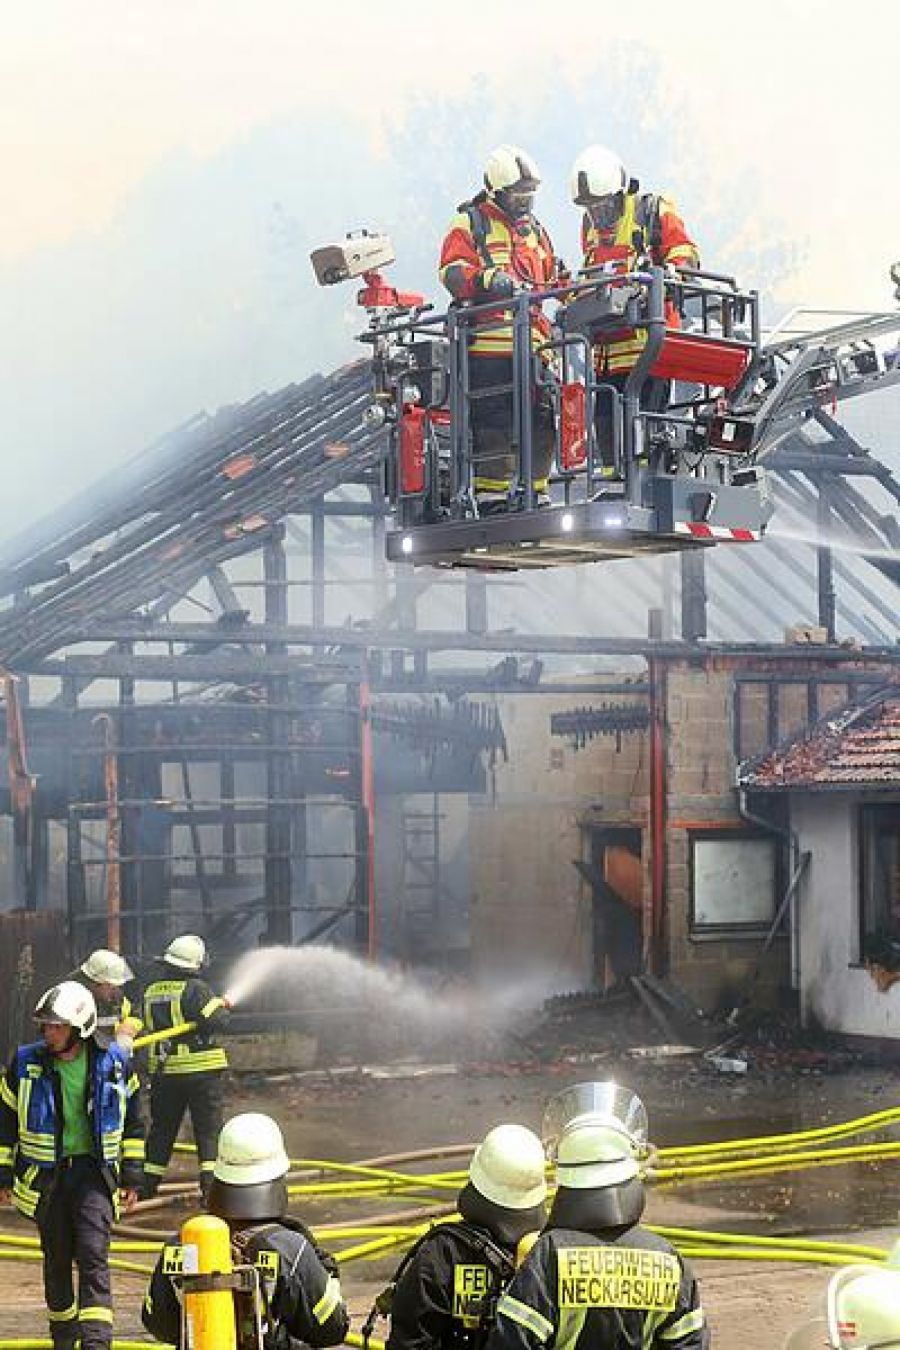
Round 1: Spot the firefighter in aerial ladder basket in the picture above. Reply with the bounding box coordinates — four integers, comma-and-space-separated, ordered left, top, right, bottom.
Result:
439, 145, 560, 515
570, 146, 700, 473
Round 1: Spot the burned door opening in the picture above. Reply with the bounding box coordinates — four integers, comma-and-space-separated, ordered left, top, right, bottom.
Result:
580, 826, 644, 990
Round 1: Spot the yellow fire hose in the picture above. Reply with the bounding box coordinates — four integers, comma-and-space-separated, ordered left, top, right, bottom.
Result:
287, 1177, 458, 1198
235, 1145, 900, 1199
0, 1344, 171, 1349
332, 1232, 420, 1262
171, 1139, 469, 1184
646, 1225, 887, 1262
0, 1232, 161, 1254
1, 1102, 899, 1341
288, 1159, 466, 1188
651, 1138, 900, 1183
348, 1335, 385, 1350
0, 1248, 152, 1276
1, 1216, 886, 1267
674, 1245, 879, 1268
156, 1106, 900, 1198
131, 1021, 197, 1052
657, 1104, 900, 1162
171, 1140, 468, 1195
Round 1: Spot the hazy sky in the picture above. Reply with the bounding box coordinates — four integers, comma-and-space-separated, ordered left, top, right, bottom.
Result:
2, 0, 898, 530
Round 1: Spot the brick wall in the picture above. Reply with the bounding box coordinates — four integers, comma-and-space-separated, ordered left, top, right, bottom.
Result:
467, 658, 896, 1013
664, 661, 789, 1010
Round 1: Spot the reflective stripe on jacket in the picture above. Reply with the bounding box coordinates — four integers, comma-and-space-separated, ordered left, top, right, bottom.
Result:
0, 1039, 144, 1219
580, 191, 699, 373
142, 976, 229, 1075
95, 991, 141, 1036
485, 1226, 706, 1350
102, 992, 141, 1035
439, 199, 557, 358
142, 1217, 350, 1349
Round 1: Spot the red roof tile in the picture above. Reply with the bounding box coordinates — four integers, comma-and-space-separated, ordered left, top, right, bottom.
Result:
739, 686, 900, 790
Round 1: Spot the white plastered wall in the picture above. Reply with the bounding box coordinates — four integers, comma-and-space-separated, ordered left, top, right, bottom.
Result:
793, 793, 900, 1039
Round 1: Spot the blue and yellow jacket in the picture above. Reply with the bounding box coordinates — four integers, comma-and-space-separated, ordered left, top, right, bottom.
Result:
0, 1037, 145, 1218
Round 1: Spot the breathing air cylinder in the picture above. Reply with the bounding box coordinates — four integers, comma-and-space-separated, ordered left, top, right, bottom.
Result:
181, 1214, 238, 1350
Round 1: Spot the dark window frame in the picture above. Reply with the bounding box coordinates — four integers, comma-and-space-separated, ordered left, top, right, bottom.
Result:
689, 828, 783, 938
857, 800, 900, 963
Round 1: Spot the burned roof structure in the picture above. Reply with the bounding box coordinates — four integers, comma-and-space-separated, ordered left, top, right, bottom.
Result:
739, 685, 900, 792
0, 356, 897, 968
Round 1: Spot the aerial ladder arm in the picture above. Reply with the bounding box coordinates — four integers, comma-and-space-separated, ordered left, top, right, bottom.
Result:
731, 298, 900, 460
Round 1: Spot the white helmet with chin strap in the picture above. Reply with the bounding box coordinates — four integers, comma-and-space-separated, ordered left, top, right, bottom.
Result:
80, 949, 134, 986
786, 1243, 900, 1348
162, 934, 207, 972
208, 1113, 291, 1222
484, 144, 541, 219
544, 1081, 648, 1189
570, 145, 629, 206
34, 981, 98, 1039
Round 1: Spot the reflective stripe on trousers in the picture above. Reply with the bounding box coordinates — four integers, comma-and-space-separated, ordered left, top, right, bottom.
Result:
37, 1157, 114, 1350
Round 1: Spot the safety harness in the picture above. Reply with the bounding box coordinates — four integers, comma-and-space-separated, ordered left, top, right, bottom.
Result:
632, 193, 663, 258
458, 195, 555, 288
361, 1220, 515, 1350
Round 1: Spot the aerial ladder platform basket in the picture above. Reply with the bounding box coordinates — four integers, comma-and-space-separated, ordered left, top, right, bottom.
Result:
312, 232, 900, 571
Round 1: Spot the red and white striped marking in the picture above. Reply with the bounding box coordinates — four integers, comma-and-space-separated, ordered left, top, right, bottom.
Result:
674, 522, 759, 542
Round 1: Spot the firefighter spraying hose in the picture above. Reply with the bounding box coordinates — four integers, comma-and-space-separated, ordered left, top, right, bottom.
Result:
141, 936, 232, 1202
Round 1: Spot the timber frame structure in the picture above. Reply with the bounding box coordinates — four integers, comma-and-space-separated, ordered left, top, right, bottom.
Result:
0, 360, 898, 968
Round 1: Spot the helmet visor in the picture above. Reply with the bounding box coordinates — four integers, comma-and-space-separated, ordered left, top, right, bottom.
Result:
496, 186, 537, 219
586, 192, 624, 232
542, 1082, 648, 1160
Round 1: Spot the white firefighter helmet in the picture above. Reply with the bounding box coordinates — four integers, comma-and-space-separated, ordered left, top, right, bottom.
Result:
34, 981, 98, 1039
162, 934, 207, 971
213, 1113, 290, 1187
484, 144, 541, 194
570, 145, 628, 205
545, 1081, 648, 1189
468, 1123, 547, 1210
80, 948, 133, 986
484, 145, 541, 219
786, 1246, 900, 1348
